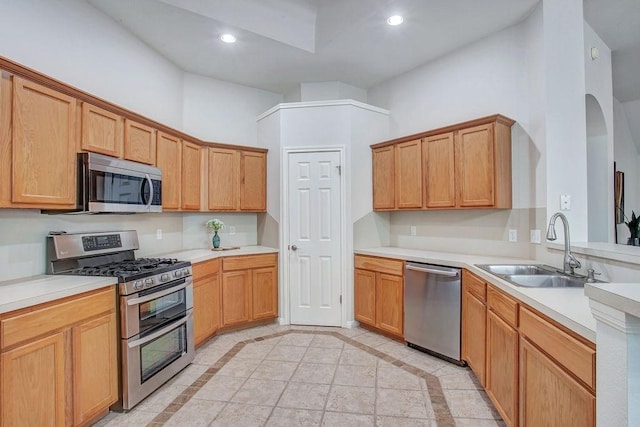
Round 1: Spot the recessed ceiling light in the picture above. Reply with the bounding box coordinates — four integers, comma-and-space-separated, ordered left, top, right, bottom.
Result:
386, 15, 404, 26
220, 33, 236, 43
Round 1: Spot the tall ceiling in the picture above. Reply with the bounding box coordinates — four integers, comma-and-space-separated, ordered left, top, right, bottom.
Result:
87, 0, 539, 94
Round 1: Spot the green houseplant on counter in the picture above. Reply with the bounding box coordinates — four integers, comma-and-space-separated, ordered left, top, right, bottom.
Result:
205, 218, 225, 248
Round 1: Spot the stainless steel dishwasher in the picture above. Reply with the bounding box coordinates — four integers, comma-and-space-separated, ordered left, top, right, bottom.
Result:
404, 262, 464, 365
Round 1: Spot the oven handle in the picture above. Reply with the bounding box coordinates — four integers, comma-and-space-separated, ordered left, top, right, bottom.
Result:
126, 278, 192, 306
127, 311, 192, 349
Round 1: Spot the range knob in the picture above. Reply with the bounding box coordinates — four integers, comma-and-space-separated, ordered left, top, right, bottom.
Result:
133, 280, 144, 290
144, 278, 154, 287
161, 274, 169, 282
173, 270, 182, 278
182, 268, 190, 276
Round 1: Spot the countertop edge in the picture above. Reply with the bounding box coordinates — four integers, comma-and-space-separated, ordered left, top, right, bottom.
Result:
355, 247, 596, 343
585, 282, 640, 319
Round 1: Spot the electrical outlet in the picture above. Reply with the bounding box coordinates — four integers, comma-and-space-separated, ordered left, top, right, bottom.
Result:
410, 226, 417, 236
156, 228, 162, 240
530, 229, 541, 244
229, 226, 236, 235
560, 194, 571, 210
509, 229, 518, 242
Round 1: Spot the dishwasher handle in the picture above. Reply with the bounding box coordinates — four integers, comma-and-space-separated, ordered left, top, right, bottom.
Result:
405, 264, 460, 277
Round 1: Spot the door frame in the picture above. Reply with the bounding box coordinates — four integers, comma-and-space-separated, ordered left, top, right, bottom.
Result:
281, 146, 348, 327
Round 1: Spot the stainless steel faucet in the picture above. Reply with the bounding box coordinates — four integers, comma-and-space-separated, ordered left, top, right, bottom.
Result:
546, 212, 582, 275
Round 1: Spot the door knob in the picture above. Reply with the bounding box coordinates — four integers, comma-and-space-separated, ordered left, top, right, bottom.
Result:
290, 245, 298, 251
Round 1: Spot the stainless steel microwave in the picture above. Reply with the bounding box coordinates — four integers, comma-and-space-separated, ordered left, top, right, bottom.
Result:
61, 152, 162, 214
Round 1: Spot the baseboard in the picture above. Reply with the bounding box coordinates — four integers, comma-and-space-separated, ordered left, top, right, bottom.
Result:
344, 320, 360, 329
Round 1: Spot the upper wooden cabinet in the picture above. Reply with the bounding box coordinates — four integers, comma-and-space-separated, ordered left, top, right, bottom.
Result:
156, 131, 182, 210
371, 115, 514, 211
181, 141, 202, 210
11, 76, 77, 207
372, 145, 395, 210
0, 71, 11, 207
207, 147, 267, 212
395, 139, 422, 209
124, 119, 156, 165
423, 132, 456, 208
81, 102, 124, 158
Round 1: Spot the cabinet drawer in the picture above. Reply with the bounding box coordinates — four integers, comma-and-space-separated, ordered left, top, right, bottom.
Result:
1, 287, 115, 350
223, 254, 277, 271
463, 270, 486, 302
193, 258, 220, 279
487, 285, 518, 327
354, 255, 404, 276
519, 306, 595, 390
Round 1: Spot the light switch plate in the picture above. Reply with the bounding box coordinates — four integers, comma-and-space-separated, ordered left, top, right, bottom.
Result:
560, 194, 571, 210
530, 229, 541, 244
156, 229, 162, 240
509, 229, 518, 242
229, 226, 236, 235
410, 226, 417, 236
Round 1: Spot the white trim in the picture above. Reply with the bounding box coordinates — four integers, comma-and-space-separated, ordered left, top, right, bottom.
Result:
590, 300, 640, 334
282, 146, 347, 327
345, 320, 360, 329
547, 241, 640, 266
258, 99, 390, 121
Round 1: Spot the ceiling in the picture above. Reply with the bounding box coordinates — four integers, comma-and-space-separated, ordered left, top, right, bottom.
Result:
87, 0, 540, 94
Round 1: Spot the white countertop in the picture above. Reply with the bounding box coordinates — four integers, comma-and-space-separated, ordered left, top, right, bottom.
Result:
157, 245, 279, 264
0, 275, 117, 315
356, 247, 596, 342
585, 282, 640, 319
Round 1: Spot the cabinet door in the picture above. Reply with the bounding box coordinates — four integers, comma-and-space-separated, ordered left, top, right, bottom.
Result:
455, 124, 494, 207
12, 76, 77, 207
156, 132, 182, 210
520, 338, 595, 427
251, 266, 278, 320
181, 141, 201, 210
375, 273, 403, 337
209, 148, 240, 210
462, 290, 487, 385
81, 103, 123, 157
354, 268, 376, 326
240, 151, 266, 211
423, 132, 456, 208
486, 310, 518, 426
124, 119, 156, 165
372, 146, 395, 210
0, 71, 11, 207
72, 312, 118, 425
1, 332, 67, 426
395, 140, 422, 208
221, 270, 251, 326
194, 272, 220, 346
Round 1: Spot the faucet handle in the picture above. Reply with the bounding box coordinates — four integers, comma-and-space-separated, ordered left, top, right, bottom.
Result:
586, 269, 601, 283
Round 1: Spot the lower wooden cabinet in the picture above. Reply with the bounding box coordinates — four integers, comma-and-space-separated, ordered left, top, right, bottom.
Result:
520, 337, 595, 426
461, 270, 596, 427
354, 255, 404, 339
0, 287, 118, 427
221, 254, 278, 328
461, 270, 487, 385
193, 258, 221, 347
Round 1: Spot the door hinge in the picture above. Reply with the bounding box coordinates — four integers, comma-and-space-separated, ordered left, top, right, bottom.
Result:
339, 295, 342, 304
336, 165, 341, 175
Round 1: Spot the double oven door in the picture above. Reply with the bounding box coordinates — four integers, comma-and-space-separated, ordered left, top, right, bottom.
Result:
120, 276, 194, 410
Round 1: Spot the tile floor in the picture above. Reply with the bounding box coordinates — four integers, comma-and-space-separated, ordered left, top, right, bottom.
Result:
94, 325, 504, 427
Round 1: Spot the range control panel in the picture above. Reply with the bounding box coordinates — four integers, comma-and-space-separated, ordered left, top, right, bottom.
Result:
82, 234, 122, 251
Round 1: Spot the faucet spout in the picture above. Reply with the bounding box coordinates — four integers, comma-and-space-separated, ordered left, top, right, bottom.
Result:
546, 212, 581, 275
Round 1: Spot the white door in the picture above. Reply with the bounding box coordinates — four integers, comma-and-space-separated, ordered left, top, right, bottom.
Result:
288, 151, 342, 326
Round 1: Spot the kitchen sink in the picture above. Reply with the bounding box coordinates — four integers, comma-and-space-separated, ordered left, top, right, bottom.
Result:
476, 264, 556, 276
475, 264, 592, 288
501, 274, 587, 288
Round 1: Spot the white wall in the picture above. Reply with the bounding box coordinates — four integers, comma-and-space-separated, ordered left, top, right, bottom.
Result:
614, 98, 640, 242
0, 0, 184, 129
183, 73, 282, 145
300, 82, 367, 103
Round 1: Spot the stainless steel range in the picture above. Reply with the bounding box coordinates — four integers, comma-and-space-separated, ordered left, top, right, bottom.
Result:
46, 230, 194, 411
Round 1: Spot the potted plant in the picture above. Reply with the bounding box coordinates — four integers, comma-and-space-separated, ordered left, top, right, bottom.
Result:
624, 211, 639, 246
205, 218, 225, 248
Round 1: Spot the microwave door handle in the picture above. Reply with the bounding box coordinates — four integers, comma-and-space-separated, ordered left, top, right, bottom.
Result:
143, 174, 153, 209
127, 311, 192, 349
